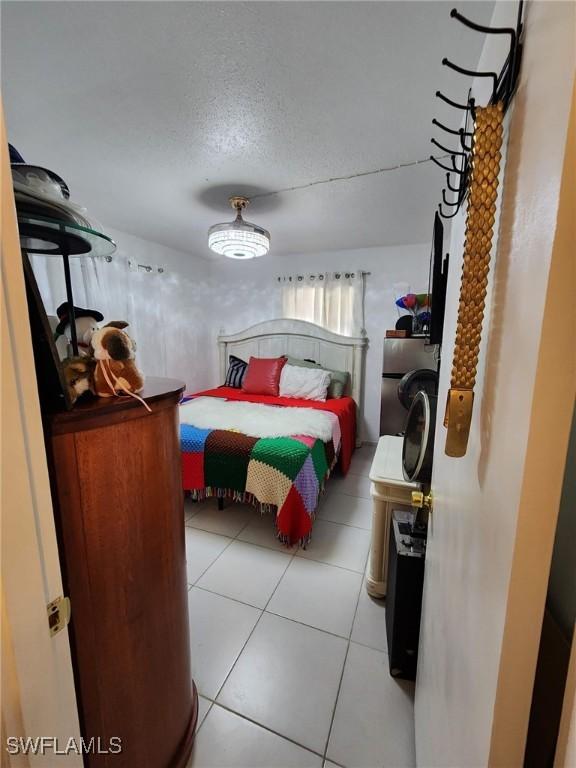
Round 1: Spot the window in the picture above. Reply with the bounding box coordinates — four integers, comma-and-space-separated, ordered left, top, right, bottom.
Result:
279, 271, 365, 336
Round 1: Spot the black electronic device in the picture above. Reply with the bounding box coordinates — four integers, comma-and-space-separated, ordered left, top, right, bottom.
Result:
385, 512, 426, 681
429, 212, 449, 346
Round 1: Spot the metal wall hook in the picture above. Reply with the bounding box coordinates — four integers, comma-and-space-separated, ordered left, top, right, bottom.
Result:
438, 202, 462, 219
451, 155, 465, 172
430, 2, 523, 227
442, 57, 498, 101
450, 8, 516, 42
430, 155, 465, 175
442, 189, 461, 207
459, 129, 472, 152
495, 40, 522, 106
432, 118, 468, 137
446, 174, 460, 193
504, 0, 524, 106
431, 137, 466, 158
450, 6, 522, 108
436, 90, 472, 111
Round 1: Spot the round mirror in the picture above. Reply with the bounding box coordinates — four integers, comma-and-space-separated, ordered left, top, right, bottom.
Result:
402, 391, 437, 483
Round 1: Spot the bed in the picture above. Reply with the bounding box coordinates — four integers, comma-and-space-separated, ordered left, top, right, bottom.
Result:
180, 319, 367, 545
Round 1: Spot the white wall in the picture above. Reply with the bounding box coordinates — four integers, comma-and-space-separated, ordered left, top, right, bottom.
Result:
105, 227, 215, 394
32, 225, 215, 395
415, 2, 575, 766
31, 217, 429, 431
209, 243, 430, 443
99, 237, 431, 444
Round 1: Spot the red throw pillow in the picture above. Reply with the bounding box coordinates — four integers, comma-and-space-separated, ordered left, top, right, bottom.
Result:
242, 356, 287, 396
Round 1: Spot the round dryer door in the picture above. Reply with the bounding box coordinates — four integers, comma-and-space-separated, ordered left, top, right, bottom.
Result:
397, 368, 438, 411
402, 391, 437, 484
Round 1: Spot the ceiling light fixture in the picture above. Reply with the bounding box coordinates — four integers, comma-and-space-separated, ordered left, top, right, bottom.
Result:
208, 196, 270, 259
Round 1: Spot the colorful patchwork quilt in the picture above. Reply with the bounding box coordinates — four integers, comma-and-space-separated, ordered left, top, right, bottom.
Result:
180, 397, 342, 545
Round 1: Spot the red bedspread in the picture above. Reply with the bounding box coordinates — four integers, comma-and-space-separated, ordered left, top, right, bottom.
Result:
186, 387, 356, 474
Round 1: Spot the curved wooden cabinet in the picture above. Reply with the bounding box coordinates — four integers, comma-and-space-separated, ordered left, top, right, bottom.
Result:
46, 378, 197, 767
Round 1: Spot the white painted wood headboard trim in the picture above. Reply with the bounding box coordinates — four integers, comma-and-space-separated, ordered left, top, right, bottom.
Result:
218, 319, 368, 446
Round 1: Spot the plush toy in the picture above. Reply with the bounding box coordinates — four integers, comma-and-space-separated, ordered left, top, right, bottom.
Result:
62, 356, 96, 404
90, 322, 145, 399
54, 302, 103, 358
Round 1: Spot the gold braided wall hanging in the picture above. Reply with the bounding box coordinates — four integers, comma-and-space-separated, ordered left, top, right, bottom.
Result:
444, 101, 504, 457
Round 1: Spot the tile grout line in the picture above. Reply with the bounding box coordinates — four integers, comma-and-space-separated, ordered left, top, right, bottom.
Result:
321, 561, 366, 763
292, 550, 368, 576
191, 574, 391, 653
196, 539, 368, 760
206, 605, 266, 704
211, 700, 327, 762
195, 698, 213, 736
185, 478, 374, 622
322, 641, 351, 765
190, 545, 368, 582
186, 500, 302, 555
343, 469, 373, 479
189, 452, 377, 762
192, 580, 385, 649
198, 534, 337, 759
189, 533, 236, 587
208, 539, 297, 706
234, 513, 370, 570
315, 516, 371, 532
198, 695, 346, 766
192, 562, 291, 613
188, 513, 371, 537
325, 489, 372, 501
263, 604, 359, 643
187, 518, 369, 577
185, 499, 284, 588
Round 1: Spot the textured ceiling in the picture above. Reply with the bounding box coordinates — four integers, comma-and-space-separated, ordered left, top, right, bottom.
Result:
1, 1, 495, 258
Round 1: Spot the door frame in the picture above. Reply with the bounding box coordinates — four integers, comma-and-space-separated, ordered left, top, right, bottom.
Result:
488, 77, 576, 767
1, 101, 82, 764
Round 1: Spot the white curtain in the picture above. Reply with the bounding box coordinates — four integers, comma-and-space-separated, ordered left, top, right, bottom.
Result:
280, 271, 365, 336
29, 251, 169, 377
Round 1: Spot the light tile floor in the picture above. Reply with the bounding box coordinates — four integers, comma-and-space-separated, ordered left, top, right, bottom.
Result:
186, 443, 415, 768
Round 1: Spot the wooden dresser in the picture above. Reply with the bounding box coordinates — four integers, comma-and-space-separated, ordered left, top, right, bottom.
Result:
46, 377, 197, 767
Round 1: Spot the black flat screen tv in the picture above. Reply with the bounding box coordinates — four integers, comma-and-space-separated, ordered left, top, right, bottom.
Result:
429, 212, 449, 346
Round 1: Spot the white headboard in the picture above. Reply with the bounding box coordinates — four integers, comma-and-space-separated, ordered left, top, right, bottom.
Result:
218, 319, 368, 445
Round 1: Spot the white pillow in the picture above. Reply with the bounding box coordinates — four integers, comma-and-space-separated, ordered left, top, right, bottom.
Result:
279, 364, 331, 401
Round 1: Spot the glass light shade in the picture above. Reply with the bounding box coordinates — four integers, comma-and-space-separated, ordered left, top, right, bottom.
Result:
208, 217, 270, 259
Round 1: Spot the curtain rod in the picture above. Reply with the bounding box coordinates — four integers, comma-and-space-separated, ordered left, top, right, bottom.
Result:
103, 255, 165, 274
276, 271, 370, 281
134, 262, 165, 274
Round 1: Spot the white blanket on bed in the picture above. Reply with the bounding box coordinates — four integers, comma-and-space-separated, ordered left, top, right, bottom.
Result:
179, 396, 335, 442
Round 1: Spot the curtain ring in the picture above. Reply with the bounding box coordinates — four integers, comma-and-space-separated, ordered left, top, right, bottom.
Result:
297, 275, 303, 281
335, 272, 341, 279
318, 274, 324, 280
